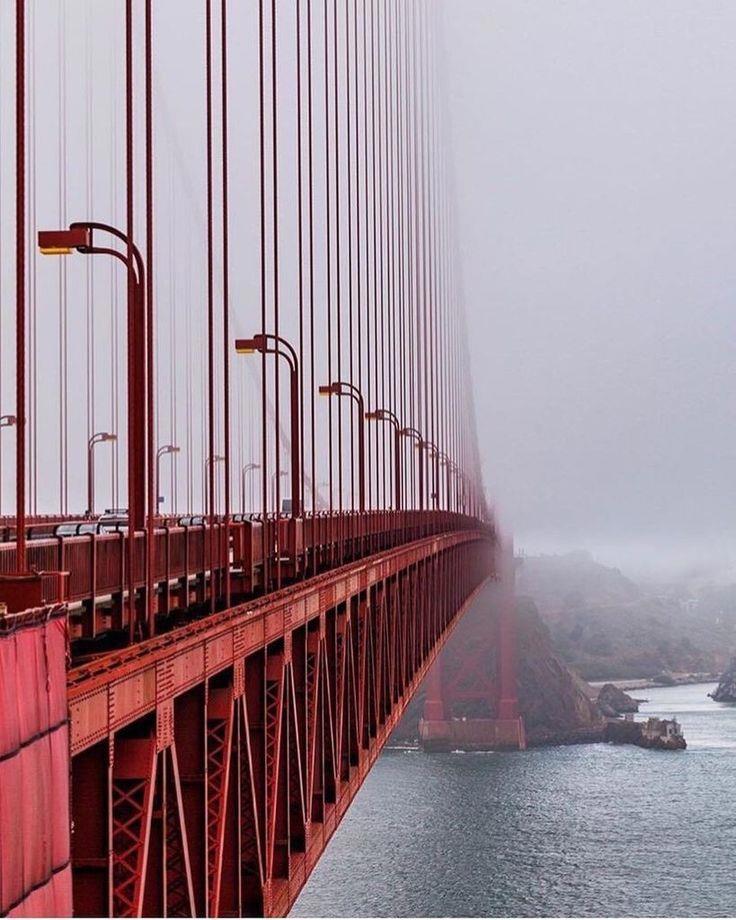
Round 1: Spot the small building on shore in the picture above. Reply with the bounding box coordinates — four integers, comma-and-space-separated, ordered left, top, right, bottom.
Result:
637, 717, 686, 750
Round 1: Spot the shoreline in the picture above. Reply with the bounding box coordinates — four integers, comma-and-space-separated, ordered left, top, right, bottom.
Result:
588, 675, 717, 692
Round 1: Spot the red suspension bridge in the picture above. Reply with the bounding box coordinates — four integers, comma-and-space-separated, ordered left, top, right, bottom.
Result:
0, 1, 523, 916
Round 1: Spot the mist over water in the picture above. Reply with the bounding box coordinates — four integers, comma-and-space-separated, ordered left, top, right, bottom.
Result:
292, 684, 736, 917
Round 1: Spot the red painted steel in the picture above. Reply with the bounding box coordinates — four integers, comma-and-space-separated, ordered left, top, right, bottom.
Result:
1, 3, 500, 916
0, 510, 479, 643
419, 539, 526, 751
64, 528, 492, 917
0, 606, 72, 917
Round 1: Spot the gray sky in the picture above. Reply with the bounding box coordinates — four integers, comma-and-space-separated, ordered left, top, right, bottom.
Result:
2, 1, 734, 578
443, 1, 736, 575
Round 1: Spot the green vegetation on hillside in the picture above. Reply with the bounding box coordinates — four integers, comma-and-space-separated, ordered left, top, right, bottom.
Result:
517, 551, 736, 681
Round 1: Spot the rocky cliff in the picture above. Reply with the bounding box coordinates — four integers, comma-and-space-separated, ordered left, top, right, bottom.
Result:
711, 657, 736, 702
517, 552, 734, 680
390, 595, 606, 747
597, 682, 639, 716
516, 597, 605, 745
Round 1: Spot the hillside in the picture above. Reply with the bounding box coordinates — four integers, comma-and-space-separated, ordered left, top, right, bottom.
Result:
517, 551, 736, 681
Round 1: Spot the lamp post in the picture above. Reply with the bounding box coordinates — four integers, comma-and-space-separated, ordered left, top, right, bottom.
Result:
271, 470, 288, 512
87, 432, 117, 516
423, 440, 441, 511
155, 444, 180, 514
241, 462, 260, 514
205, 455, 226, 516
399, 427, 424, 511
39, 223, 147, 531
0, 415, 16, 517
319, 381, 366, 512
365, 408, 402, 511
437, 451, 453, 512
235, 334, 301, 518
40, 223, 150, 640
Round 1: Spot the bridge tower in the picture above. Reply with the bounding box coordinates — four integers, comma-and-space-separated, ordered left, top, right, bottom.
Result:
419, 537, 526, 751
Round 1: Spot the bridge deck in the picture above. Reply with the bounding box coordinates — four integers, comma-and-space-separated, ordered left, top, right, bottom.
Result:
65, 529, 493, 917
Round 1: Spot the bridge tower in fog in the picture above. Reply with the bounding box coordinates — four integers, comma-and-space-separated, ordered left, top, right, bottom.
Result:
420, 538, 526, 751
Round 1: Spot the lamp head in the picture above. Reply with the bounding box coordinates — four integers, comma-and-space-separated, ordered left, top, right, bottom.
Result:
235, 334, 266, 355
319, 383, 340, 397
38, 227, 90, 255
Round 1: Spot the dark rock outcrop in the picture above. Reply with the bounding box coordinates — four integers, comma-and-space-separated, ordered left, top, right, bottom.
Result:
605, 716, 686, 750
597, 682, 640, 716
710, 657, 736, 702
516, 598, 605, 746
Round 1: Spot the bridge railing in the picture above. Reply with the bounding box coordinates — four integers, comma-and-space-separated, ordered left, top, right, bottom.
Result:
0, 510, 492, 649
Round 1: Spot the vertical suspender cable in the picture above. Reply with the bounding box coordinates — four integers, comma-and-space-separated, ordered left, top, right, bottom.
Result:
145, 0, 156, 633
345, 0, 355, 529
111, 32, 121, 512
259, 0, 270, 590
125, 0, 136, 641
15, 0, 26, 572
221, 0, 232, 605
307, 0, 317, 574
333, 0, 344, 561
271, 0, 282, 588
296, 0, 305, 531
324, 0, 334, 535
205, 0, 216, 611
29, 2, 37, 515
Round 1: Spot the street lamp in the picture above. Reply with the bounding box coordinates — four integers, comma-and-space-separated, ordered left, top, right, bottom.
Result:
235, 334, 301, 517
365, 408, 402, 511
271, 470, 288, 512
87, 431, 117, 516
155, 444, 180, 513
435, 450, 454, 512
399, 427, 424, 511
423, 440, 441, 511
205, 455, 225, 515
241, 462, 260, 514
0, 415, 17, 517
319, 381, 366, 512
39, 223, 147, 531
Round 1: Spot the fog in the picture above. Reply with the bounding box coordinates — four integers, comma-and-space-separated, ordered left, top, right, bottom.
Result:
442, 2, 736, 579
1, 2, 734, 581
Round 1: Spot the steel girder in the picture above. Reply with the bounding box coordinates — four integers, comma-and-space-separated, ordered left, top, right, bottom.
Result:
67, 531, 493, 917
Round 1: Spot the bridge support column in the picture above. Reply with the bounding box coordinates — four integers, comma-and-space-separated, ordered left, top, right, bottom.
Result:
419, 537, 526, 752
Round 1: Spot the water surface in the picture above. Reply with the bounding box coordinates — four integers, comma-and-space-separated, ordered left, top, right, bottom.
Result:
292, 683, 736, 917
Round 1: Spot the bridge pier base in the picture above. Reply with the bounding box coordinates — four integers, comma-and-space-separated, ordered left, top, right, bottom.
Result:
419, 536, 526, 752
419, 715, 525, 752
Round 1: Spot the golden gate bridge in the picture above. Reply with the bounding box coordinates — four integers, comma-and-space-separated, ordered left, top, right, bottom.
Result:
0, 1, 523, 915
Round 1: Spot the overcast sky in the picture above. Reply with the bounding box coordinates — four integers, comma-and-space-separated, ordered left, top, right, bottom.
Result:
442, 1, 736, 576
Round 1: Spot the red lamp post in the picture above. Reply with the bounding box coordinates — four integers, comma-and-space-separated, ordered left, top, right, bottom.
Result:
38, 223, 147, 531
39, 222, 150, 640
319, 382, 366, 512
87, 432, 117, 516
241, 462, 260, 514
155, 444, 180, 513
399, 427, 424, 511
365, 408, 402, 511
423, 440, 441, 511
235, 335, 301, 518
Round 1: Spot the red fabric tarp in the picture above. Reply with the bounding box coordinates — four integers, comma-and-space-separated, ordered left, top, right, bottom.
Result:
0, 608, 72, 918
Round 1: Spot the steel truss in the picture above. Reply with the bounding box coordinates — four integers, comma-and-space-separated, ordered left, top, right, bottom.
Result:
67, 530, 492, 917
